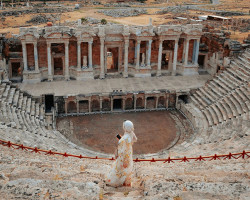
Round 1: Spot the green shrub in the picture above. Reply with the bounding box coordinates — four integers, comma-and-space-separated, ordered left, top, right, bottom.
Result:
81, 17, 88, 24
101, 19, 107, 25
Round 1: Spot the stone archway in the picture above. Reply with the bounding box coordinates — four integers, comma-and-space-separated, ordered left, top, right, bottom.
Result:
68, 101, 77, 113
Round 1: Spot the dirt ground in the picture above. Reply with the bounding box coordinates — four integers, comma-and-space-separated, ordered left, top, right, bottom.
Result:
56, 111, 181, 155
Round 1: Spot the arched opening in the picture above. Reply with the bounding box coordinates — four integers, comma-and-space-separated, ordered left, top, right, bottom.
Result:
79, 100, 89, 113
136, 97, 143, 109
68, 101, 77, 113
178, 95, 188, 104
102, 99, 111, 111
158, 96, 165, 108
146, 97, 156, 109
92, 100, 100, 112
125, 98, 133, 110
168, 94, 176, 108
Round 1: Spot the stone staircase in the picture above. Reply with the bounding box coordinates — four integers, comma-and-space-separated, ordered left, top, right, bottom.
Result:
189, 49, 250, 128
0, 81, 52, 138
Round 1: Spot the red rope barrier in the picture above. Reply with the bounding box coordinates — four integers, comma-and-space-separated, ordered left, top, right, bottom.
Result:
0, 139, 249, 163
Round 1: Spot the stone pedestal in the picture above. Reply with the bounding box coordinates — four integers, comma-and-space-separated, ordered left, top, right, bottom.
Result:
176, 63, 199, 76
73, 68, 94, 81
134, 66, 151, 78
22, 70, 41, 83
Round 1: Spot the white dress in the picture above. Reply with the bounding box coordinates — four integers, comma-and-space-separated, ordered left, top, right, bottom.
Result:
106, 133, 134, 187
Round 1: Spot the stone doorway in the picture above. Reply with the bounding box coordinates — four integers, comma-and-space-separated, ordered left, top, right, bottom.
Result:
53, 57, 64, 76
45, 94, 54, 113
106, 47, 119, 73
113, 99, 122, 110
162, 51, 173, 70
11, 62, 22, 78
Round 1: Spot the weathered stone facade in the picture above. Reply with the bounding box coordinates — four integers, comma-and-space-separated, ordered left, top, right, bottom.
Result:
4, 24, 202, 83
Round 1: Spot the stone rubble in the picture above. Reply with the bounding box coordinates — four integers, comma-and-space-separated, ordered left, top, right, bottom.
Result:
98, 8, 148, 18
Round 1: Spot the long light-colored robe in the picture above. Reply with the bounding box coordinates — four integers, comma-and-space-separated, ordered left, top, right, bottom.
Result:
106, 133, 134, 187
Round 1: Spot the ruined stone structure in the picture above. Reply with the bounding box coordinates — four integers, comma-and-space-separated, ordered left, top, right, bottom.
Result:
4, 24, 203, 83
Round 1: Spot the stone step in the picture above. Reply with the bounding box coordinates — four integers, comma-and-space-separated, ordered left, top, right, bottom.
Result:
190, 96, 202, 109
198, 87, 214, 103
196, 90, 212, 105
13, 90, 20, 107
30, 100, 36, 116
215, 102, 228, 121
11, 107, 21, 129
223, 97, 238, 117
231, 91, 248, 113
2, 84, 10, 101
217, 74, 235, 89
235, 58, 250, 72
20, 111, 32, 132
40, 104, 45, 120
219, 99, 233, 119
213, 78, 231, 92
238, 56, 250, 68
203, 87, 218, 100
207, 107, 219, 125
229, 93, 243, 115
35, 103, 40, 118
0, 83, 7, 98
231, 61, 250, 77
207, 82, 224, 97
193, 93, 207, 108
211, 104, 223, 123
17, 92, 23, 109
202, 109, 213, 126
6, 88, 16, 105
223, 70, 242, 86
239, 86, 250, 100
16, 109, 25, 127
26, 97, 31, 114
21, 96, 27, 112
227, 67, 249, 83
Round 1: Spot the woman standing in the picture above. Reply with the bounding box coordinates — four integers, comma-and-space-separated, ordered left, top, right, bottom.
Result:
106, 120, 137, 187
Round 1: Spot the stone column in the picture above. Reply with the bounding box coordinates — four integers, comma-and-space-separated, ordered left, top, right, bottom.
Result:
134, 95, 137, 110
65, 41, 70, 80
147, 40, 152, 68
135, 40, 141, 69
33, 42, 39, 72
144, 96, 147, 109
194, 39, 200, 65
77, 41, 81, 70
172, 39, 179, 76
99, 97, 103, 112
22, 41, 28, 71
192, 40, 197, 63
100, 37, 105, 79
157, 39, 163, 76
88, 97, 91, 113
155, 96, 159, 109
76, 100, 79, 113
111, 97, 113, 112
184, 38, 190, 66
47, 42, 52, 81
166, 94, 169, 109
123, 39, 129, 78
64, 100, 68, 114
88, 41, 93, 68
122, 98, 126, 110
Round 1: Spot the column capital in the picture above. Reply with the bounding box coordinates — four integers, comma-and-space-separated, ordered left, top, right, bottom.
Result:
21, 41, 26, 45
88, 40, 93, 44
77, 40, 81, 45
46, 42, 51, 47
148, 39, 153, 44
137, 40, 141, 44
64, 41, 69, 46
124, 39, 129, 46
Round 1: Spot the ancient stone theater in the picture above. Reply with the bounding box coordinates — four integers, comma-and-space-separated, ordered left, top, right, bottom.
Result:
0, 0, 249, 199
